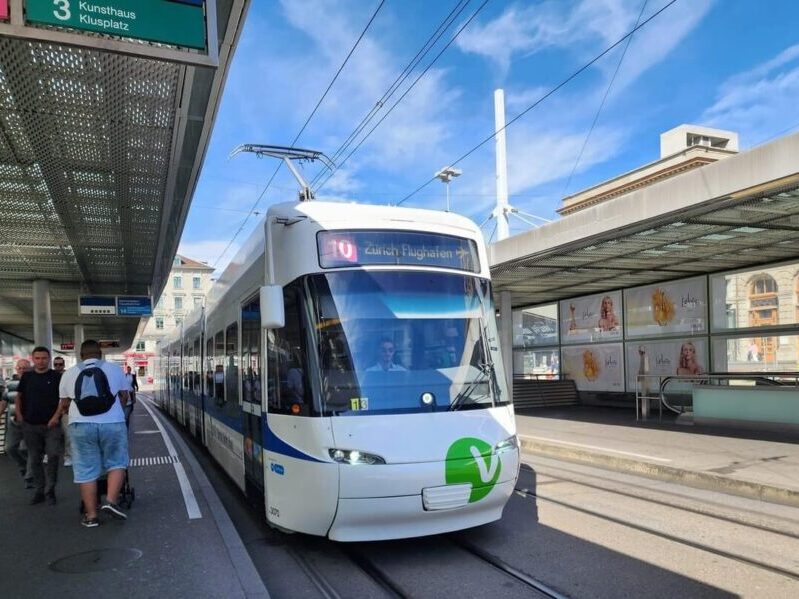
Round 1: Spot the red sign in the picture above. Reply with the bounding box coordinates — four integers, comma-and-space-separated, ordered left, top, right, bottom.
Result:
331, 237, 358, 263
61, 342, 75, 351
0, 2, 8, 21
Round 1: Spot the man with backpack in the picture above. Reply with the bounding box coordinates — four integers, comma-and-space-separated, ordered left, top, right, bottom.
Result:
55, 340, 130, 528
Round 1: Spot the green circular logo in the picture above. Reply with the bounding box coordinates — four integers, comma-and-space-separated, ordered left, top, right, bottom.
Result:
445, 437, 501, 503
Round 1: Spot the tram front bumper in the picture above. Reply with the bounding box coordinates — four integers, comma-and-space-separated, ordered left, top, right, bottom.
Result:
328, 450, 519, 541
328, 479, 515, 542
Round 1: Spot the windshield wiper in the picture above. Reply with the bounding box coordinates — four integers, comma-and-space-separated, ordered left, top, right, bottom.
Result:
449, 368, 491, 411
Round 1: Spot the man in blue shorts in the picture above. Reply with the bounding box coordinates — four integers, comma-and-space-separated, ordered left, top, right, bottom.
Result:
55, 340, 130, 528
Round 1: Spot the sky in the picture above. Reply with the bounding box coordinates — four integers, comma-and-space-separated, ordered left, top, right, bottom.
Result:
178, 0, 799, 274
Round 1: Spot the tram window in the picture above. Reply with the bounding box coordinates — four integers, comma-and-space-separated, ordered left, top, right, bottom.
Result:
206, 337, 214, 398
214, 332, 224, 404
268, 282, 312, 416
193, 338, 201, 390
226, 323, 239, 405
183, 343, 191, 390
241, 296, 261, 403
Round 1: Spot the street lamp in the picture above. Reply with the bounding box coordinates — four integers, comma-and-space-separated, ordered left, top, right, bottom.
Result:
435, 166, 462, 212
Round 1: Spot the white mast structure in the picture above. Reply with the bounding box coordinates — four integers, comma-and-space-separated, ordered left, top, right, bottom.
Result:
490, 89, 551, 241
494, 89, 511, 241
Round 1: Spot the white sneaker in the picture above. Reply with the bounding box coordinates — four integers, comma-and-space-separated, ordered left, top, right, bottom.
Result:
43, 455, 48, 464
64, 458, 72, 467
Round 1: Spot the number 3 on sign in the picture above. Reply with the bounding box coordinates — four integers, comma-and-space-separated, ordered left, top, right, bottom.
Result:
53, 0, 71, 21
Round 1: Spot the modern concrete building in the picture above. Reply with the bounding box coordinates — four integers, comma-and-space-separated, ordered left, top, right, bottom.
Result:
559, 125, 739, 216
490, 126, 799, 413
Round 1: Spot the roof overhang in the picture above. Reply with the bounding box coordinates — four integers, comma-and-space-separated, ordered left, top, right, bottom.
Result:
490, 131, 799, 309
0, 0, 250, 351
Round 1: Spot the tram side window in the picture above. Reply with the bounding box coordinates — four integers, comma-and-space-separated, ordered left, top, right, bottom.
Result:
241, 296, 261, 403
206, 337, 214, 398
214, 332, 224, 404
226, 323, 240, 405
193, 338, 201, 390
268, 283, 311, 416
183, 344, 191, 391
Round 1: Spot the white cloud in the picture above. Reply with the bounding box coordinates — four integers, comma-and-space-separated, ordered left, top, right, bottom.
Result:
507, 125, 627, 194
701, 44, 799, 146
456, 0, 714, 90
274, 0, 460, 175
455, 0, 639, 73
605, 0, 715, 96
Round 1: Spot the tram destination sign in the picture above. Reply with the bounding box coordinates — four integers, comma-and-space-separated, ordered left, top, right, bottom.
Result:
26, 0, 207, 50
318, 230, 480, 273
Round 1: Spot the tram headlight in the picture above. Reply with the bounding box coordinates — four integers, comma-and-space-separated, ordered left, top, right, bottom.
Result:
328, 448, 386, 465
494, 435, 518, 453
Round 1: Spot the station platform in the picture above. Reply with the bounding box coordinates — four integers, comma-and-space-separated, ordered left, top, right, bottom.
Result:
0, 394, 269, 599
516, 406, 799, 507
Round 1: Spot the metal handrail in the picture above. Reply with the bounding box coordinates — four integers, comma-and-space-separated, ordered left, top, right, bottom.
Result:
635, 372, 799, 421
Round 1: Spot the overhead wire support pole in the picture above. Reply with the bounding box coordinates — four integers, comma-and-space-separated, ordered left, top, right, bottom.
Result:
230, 144, 334, 201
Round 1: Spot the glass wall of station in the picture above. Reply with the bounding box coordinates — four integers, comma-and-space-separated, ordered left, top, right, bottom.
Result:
511, 259, 799, 394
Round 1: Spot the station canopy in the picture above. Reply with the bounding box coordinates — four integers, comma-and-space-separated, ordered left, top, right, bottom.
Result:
490, 132, 799, 309
0, 0, 248, 350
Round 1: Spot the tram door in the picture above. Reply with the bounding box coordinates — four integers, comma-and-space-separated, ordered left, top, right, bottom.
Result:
241, 296, 265, 499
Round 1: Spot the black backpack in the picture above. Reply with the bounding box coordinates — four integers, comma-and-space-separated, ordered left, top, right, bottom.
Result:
74, 364, 117, 416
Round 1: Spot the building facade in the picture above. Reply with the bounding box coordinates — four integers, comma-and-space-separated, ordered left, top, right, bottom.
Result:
111, 255, 214, 383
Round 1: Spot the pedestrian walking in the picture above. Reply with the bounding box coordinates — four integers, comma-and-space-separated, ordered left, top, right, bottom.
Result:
56, 340, 130, 528
2, 360, 33, 488
17, 347, 64, 505
123, 365, 138, 429
52, 356, 71, 467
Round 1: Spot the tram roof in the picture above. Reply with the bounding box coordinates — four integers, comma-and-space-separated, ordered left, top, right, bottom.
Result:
0, 1, 249, 350
489, 131, 799, 309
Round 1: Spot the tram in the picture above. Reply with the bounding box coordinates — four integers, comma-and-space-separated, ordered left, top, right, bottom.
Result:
155, 199, 519, 541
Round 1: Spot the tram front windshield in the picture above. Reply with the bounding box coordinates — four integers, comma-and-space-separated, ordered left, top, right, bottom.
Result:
309, 271, 508, 415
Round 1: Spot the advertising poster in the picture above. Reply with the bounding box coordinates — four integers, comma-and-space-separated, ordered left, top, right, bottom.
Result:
624, 277, 707, 338
513, 304, 558, 348
559, 291, 623, 344
625, 338, 708, 392
562, 343, 624, 392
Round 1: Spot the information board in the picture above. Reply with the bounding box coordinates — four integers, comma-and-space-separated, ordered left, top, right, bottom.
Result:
26, 0, 207, 50
117, 296, 153, 317
79, 296, 117, 316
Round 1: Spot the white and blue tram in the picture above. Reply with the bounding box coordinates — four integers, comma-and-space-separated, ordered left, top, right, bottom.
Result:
155, 200, 519, 541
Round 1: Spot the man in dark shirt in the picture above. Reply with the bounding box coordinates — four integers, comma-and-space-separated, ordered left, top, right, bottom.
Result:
17, 346, 64, 505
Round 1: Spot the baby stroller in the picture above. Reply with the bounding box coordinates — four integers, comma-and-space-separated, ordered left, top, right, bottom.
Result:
79, 468, 135, 514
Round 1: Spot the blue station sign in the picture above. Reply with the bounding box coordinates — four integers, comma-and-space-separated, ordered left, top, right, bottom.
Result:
117, 296, 153, 317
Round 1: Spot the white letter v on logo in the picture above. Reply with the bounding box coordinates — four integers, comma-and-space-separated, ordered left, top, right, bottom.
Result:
470, 445, 498, 483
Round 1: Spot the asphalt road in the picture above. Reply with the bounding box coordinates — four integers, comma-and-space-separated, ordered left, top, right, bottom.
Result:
182, 427, 799, 598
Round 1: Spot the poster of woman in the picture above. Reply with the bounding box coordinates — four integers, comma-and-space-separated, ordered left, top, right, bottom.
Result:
559, 291, 623, 344
625, 339, 707, 391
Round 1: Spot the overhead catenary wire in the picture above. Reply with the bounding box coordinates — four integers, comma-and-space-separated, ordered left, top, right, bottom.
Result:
314, 0, 491, 194
395, 0, 680, 207
309, 0, 474, 189
561, 0, 649, 198
211, 0, 386, 269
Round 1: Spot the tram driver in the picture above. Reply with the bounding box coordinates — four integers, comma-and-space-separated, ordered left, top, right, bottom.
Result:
366, 338, 407, 372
